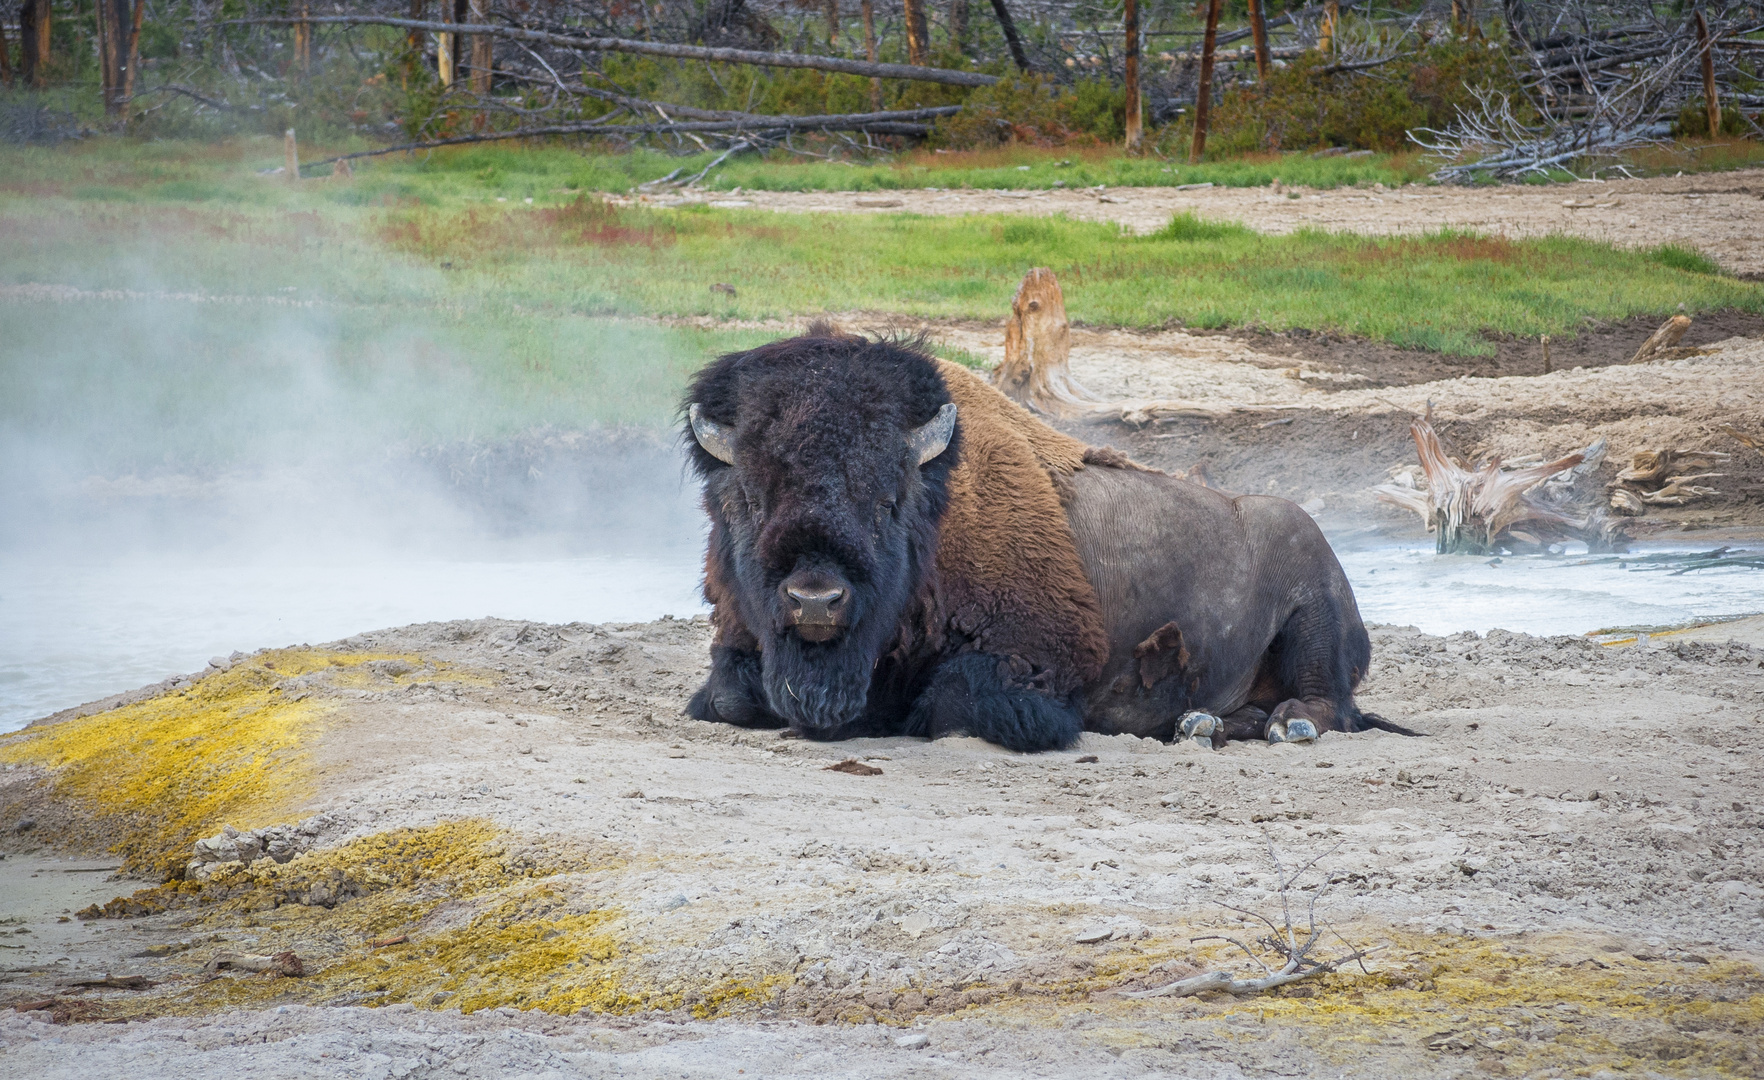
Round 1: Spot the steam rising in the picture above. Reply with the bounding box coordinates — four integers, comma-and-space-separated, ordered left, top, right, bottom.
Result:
0, 289, 718, 730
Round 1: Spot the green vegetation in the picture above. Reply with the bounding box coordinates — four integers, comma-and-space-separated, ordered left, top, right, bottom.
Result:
3, 142, 1757, 371
1180, 43, 1516, 157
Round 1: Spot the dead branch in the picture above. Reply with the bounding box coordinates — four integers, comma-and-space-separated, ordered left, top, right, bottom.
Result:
224, 15, 997, 87
1410, 5, 1762, 181
1123, 836, 1374, 1000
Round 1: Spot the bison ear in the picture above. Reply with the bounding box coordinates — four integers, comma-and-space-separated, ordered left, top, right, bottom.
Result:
908, 403, 958, 466
689, 404, 737, 465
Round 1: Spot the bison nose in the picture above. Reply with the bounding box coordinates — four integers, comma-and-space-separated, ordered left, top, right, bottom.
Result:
785, 584, 846, 624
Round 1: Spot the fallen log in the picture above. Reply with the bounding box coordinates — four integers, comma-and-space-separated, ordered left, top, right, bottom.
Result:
224, 16, 998, 87
1373, 417, 1626, 554
297, 108, 961, 172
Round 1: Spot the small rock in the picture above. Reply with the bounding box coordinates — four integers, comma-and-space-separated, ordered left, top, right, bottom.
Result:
1075, 927, 1114, 944
894, 1032, 930, 1050
621, 789, 644, 799
13, 818, 35, 834
825, 758, 882, 776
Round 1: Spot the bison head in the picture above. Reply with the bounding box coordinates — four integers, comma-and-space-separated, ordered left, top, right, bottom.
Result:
684, 330, 959, 733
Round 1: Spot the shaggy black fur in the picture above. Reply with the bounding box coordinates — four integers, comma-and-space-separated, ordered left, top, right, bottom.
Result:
682, 331, 1081, 752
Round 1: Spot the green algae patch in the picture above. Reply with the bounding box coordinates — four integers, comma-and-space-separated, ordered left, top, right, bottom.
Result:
0, 648, 430, 878
953, 928, 1764, 1078
76, 821, 735, 1021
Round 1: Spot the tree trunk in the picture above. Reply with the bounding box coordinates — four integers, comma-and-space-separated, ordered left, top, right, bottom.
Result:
438, 0, 456, 85
1695, 11, 1720, 138
1247, 0, 1270, 80
1190, 0, 1221, 163
1122, 0, 1141, 149
98, 0, 133, 117
0, 16, 13, 87
19, 0, 51, 89
404, 0, 426, 87
1501, 0, 1531, 48
123, 0, 144, 103
1319, 0, 1338, 52
292, 0, 311, 75
992, 269, 1101, 417
948, 0, 968, 52
285, 128, 301, 184
860, 0, 880, 109
469, 0, 493, 94
824, 0, 839, 48
987, 0, 1029, 71
902, 0, 929, 66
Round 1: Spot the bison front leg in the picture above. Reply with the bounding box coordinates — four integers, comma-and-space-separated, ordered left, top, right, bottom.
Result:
905, 653, 1084, 753
687, 645, 785, 729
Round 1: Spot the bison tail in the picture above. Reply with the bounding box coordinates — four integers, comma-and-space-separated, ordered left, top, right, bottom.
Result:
1353, 711, 1426, 737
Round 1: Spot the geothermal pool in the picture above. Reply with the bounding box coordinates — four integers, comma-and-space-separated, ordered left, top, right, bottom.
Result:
3, 542, 1761, 733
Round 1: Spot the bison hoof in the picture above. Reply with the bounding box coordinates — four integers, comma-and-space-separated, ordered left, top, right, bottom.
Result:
1178, 710, 1220, 747
1267, 718, 1319, 745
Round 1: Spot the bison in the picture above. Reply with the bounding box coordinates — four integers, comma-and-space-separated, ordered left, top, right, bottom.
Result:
683, 327, 1414, 752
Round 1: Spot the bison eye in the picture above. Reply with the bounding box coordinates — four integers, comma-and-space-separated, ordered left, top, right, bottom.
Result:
875, 497, 897, 526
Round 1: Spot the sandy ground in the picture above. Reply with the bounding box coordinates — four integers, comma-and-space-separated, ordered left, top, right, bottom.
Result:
3, 612, 1762, 1078
630, 167, 1764, 278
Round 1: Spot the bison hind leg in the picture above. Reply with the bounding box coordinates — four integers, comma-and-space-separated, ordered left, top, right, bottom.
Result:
907, 653, 1083, 753
688, 645, 785, 729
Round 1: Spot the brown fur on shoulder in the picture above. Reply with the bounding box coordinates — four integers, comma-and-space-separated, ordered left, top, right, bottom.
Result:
929, 361, 1112, 694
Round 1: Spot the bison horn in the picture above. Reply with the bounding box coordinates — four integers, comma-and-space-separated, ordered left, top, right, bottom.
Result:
688, 404, 737, 465
908, 403, 958, 466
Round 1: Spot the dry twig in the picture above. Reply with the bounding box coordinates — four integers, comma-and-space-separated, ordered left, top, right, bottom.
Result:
1124, 837, 1377, 999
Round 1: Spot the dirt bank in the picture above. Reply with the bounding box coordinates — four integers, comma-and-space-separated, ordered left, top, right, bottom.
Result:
914, 323, 1764, 534
2, 616, 1761, 1078
636, 167, 1764, 278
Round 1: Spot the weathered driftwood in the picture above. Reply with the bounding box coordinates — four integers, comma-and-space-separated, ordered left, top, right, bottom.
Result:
1607, 447, 1728, 509
1374, 418, 1625, 554
990, 269, 1223, 425
206, 950, 306, 977
1629, 314, 1692, 364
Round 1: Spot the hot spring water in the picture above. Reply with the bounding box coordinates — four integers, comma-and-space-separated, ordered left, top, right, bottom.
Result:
4, 540, 1760, 733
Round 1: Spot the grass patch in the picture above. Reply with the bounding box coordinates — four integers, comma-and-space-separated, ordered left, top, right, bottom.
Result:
0, 136, 1430, 198
1648, 244, 1723, 276
3, 141, 1758, 373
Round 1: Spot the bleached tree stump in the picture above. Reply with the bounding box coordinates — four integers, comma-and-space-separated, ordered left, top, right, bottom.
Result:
991, 268, 1101, 416
1628, 314, 1692, 364
989, 268, 1218, 426
1374, 416, 1627, 554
